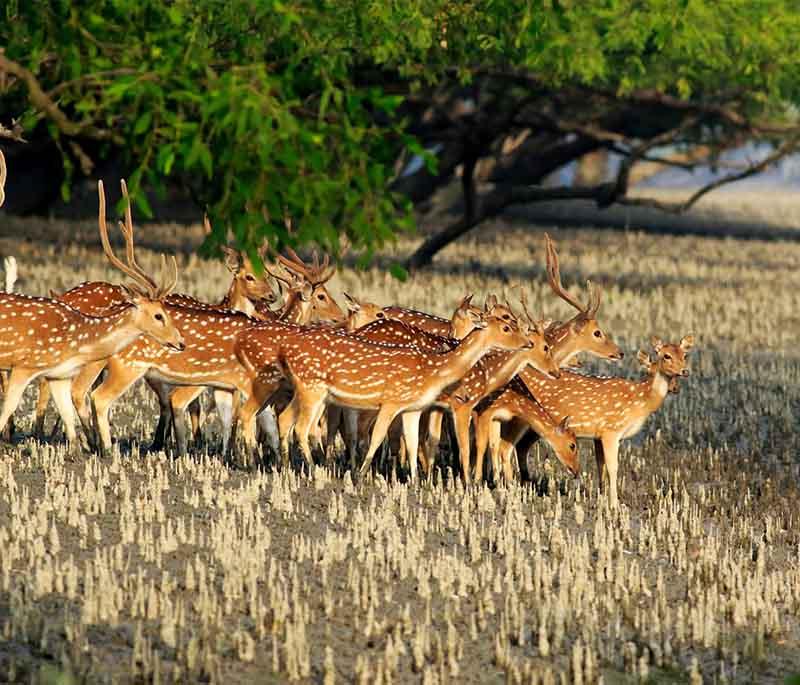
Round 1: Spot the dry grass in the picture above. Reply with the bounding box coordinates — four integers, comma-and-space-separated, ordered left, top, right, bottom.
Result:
0, 207, 799, 684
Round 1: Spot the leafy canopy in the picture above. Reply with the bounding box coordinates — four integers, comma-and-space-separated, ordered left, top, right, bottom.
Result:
2, 0, 799, 265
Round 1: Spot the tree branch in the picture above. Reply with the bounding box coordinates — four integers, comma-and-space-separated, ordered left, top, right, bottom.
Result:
617, 136, 800, 213
0, 50, 124, 153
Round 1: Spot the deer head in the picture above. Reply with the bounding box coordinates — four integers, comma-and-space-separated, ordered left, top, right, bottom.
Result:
550, 416, 579, 477
342, 292, 384, 330
649, 335, 694, 379
273, 247, 345, 322
544, 233, 623, 362
97, 180, 184, 351
216, 224, 278, 307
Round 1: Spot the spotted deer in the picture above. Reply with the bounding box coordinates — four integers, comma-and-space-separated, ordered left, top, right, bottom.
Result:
380, 293, 518, 337
0, 180, 185, 450
499, 335, 694, 507
322, 295, 491, 468
274, 316, 532, 480
35, 210, 278, 448
495, 234, 623, 476
473, 377, 579, 482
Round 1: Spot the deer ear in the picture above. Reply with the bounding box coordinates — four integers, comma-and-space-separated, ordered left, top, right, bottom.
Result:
300, 282, 313, 302
650, 336, 664, 353
343, 292, 360, 312
680, 334, 695, 351
485, 294, 498, 310
557, 416, 570, 434
220, 246, 242, 273
637, 350, 651, 368
459, 293, 474, 309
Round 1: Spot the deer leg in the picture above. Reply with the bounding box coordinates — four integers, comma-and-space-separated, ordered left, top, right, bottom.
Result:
146, 378, 174, 452
170, 386, 205, 457
325, 404, 343, 462
423, 408, 444, 475
48, 378, 84, 453
91, 360, 144, 456
594, 438, 607, 495
211, 389, 235, 454
33, 377, 50, 438
256, 406, 280, 455
188, 397, 202, 444
0, 367, 39, 439
488, 420, 505, 485
401, 410, 422, 482
515, 430, 540, 483
277, 395, 300, 466
452, 406, 473, 485
473, 411, 492, 485
600, 434, 621, 509
70, 361, 107, 448
342, 408, 360, 471
292, 388, 327, 471
358, 405, 401, 480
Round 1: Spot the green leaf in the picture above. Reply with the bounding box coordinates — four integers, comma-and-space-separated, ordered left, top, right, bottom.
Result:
133, 111, 152, 136
388, 263, 408, 281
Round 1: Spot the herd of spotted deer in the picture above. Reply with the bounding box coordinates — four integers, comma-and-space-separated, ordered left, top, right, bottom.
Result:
0, 152, 693, 508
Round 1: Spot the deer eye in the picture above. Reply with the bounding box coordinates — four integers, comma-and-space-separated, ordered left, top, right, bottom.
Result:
570, 443, 576, 451
245, 274, 256, 282
317, 294, 326, 301
663, 353, 672, 361
543, 345, 549, 353
503, 313, 511, 320
593, 330, 602, 338
155, 313, 164, 322
376, 312, 384, 319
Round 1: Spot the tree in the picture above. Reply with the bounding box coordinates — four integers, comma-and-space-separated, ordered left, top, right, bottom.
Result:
2, 1, 799, 271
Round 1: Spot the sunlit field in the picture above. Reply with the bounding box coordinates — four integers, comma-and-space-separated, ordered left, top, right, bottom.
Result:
1, 195, 799, 683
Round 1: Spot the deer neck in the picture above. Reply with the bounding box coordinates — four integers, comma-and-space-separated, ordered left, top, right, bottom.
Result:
485, 349, 533, 393
222, 281, 257, 317
547, 324, 579, 367
280, 292, 309, 324
643, 370, 670, 412
76, 304, 143, 360
433, 329, 492, 388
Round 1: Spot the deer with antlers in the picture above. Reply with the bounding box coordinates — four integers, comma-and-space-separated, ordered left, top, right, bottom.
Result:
490, 234, 624, 479
34, 210, 279, 449
0, 180, 185, 451
492, 336, 694, 506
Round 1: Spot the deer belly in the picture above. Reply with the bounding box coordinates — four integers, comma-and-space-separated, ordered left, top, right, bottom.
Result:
145, 368, 238, 391
621, 415, 649, 439
42, 358, 87, 380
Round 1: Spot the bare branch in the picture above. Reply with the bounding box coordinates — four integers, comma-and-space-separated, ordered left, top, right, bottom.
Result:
617, 136, 800, 213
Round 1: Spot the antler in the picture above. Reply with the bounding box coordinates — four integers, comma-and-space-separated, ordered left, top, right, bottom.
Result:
517, 288, 544, 336
117, 180, 160, 294
0, 150, 6, 208
277, 247, 335, 286
97, 180, 178, 299
545, 233, 588, 314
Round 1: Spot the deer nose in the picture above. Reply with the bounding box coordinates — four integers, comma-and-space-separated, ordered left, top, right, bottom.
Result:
614, 350, 624, 360
681, 368, 690, 377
